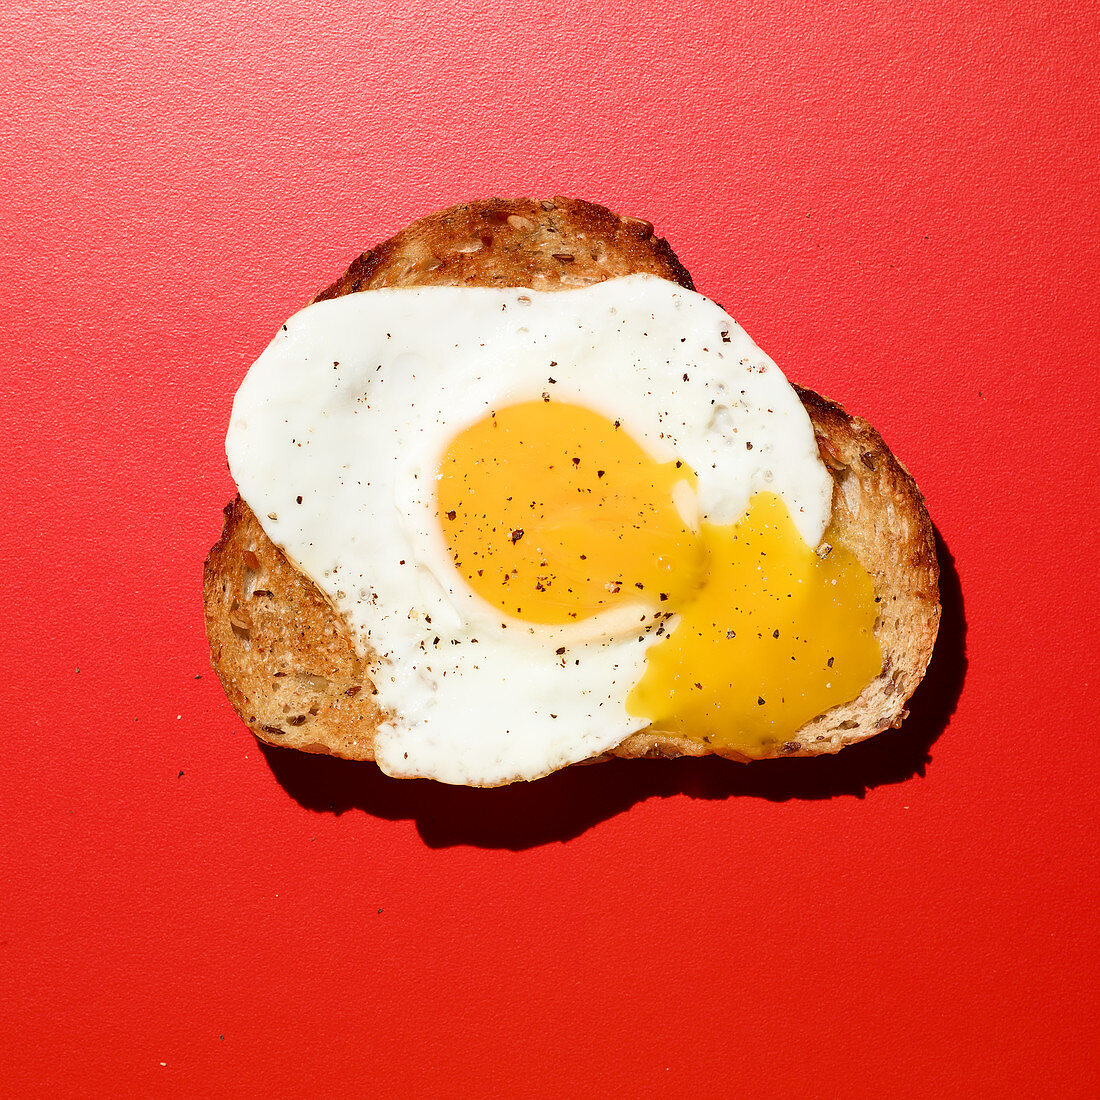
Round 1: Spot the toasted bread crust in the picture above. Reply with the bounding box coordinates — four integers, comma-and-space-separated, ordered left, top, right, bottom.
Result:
312, 196, 695, 301
204, 495, 385, 758
204, 197, 940, 771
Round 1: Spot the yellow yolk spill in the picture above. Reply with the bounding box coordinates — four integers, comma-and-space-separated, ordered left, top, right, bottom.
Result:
625, 493, 881, 753
437, 401, 881, 753
436, 400, 703, 624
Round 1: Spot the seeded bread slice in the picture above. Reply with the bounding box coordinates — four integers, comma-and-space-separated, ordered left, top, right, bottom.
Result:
203, 197, 940, 773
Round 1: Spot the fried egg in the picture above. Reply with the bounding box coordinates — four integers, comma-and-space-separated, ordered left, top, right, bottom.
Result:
227, 274, 880, 785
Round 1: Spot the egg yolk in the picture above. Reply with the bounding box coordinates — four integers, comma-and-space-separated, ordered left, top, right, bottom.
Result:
436, 400, 704, 624
436, 400, 881, 754
625, 493, 881, 752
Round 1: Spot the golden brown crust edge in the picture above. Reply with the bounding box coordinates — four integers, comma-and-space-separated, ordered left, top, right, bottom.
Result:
203, 495, 384, 760
312, 196, 695, 300
203, 196, 940, 769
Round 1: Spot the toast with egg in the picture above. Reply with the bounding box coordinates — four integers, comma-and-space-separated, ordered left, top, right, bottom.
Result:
204, 197, 939, 773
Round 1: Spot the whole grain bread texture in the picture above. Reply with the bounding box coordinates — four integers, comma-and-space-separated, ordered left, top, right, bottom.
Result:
204, 196, 940, 772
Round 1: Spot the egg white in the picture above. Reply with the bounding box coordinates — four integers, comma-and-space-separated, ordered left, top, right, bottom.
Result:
226, 274, 832, 785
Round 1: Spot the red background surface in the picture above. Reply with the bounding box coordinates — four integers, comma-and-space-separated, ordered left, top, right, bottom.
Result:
3, 1, 1099, 1096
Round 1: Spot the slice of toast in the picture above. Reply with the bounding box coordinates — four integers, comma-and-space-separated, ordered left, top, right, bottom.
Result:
203, 197, 940, 770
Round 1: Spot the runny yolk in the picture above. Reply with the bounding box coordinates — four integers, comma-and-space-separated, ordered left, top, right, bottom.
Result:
436, 400, 703, 624
625, 492, 882, 753
436, 400, 881, 754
